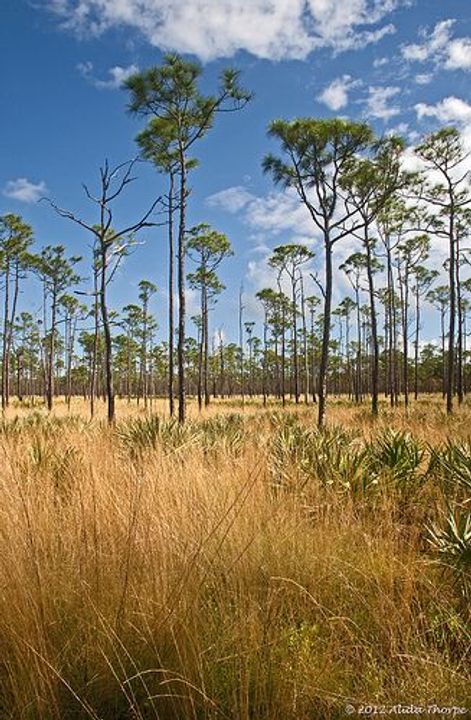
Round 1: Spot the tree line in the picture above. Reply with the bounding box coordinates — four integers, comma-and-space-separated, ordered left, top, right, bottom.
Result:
1, 54, 470, 424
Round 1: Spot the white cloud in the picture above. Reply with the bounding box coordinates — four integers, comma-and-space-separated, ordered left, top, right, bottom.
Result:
246, 192, 315, 237
414, 73, 432, 85
317, 75, 360, 111
402, 19, 471, 72
366, 85, 401, 120
373, 56, 388, 67
208, 185, 316, 238
77, 61, 138, 89
47, 0, 402, 61
3, 178, 48, 203
412, 98, 471, 233
207, 186, 255, 212
387, 121, 408, 136
415, 97, 471, 125
402, 19, 454, 62
445, 38, 471, 71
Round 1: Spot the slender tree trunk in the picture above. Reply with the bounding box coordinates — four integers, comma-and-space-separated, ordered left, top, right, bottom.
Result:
365, 233, 379, 416
218, 331, 225, 398
310, 309, 317, 403
456, 236, 463, 405
386, 248, 395, 407
355, 287, 362, 404
100, 244, 114, 424
168, 172, 175, 416
239, 285, 244, 404
346, 312, 352, 400
301, 276, 309, 404
197, 318, 203, 412
46, 289, 57, 412
441, 308, 446, 400
4, 263, 20, 409
16, 351, 23, 402
414, 282, 420, 401
203, 286, 210, 407
291, 276, 299, 403
142, 296, 148, 410
281, 308, 286, 407
399, 264, 409, 409
66, 315, 76, 411
90, 264, 99, 419
177, 150, 187, 423
318, 234, 332, 428
1, 259, 10, 410
262, 312, 267, 407
447, 203, 456, 415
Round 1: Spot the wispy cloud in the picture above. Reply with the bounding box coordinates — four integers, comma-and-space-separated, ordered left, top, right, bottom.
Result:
207, 186, 255, 213
77, 61, 138, 89
365, 85, 401, 120
3, 178, 48, 203
46, 0, 403, 62
402, 19, 471, 72
208, 186, 316, 239
317, 75, 361, 111
414, 73, 433, 85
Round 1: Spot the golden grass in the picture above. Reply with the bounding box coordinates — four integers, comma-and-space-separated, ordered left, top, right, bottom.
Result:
0, 396, 469, 718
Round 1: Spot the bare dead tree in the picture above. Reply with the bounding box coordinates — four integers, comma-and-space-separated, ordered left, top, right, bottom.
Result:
44, 158, 162, 423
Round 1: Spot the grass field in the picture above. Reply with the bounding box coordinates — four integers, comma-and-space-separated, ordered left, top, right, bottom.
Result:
0, 397, 469, 719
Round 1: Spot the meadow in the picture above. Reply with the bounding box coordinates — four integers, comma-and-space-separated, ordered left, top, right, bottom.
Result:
0, 396, 469, 719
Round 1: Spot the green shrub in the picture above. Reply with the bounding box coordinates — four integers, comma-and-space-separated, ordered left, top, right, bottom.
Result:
118, 415, 199, 455
367, 429, 425, 490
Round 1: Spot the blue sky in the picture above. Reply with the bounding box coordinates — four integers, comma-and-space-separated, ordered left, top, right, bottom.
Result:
1, 0, 471, 342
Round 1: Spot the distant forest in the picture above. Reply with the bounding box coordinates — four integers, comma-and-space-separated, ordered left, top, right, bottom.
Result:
1, 55, 470, 424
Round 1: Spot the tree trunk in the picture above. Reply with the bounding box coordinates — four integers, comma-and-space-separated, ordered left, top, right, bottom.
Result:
168, 172, 175, 416
46, 289, 57, 412
239, 285, 244, 404
1, 259, 10, 410
441, 308, 446, 400
456, 235, 463, 405
262, 312, 267, 407
203, 286, 210, 407
90, 264, 99, 419
365, 233, 379, 416
197, 315, 203, 412
177, 151, 187, 423
281, 309, 286, 407
100, 244, 115, 424
355, 287, 362, 404
318, 235, 332, 428
414, 282, 420, 401
447, 203, 455, 415
301, 277, 309, 404
291, 276, 299, 403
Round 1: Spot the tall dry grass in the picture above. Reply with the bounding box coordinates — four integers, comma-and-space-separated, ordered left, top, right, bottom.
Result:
0, 398, 469, 718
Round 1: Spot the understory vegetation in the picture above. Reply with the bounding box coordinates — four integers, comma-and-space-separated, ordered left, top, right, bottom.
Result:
0, 397, 469, 719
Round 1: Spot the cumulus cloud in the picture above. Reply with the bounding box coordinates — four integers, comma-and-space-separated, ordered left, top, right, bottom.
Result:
365, 85, 401, 120
317, 75, 360, 111
209, 185, 317, 236
402, 19, 471, 72
207, 186, 255, 213
246, 192, 316, 237
77, 61, 139, 89
46, 0, 402, 61
446, 38, 471, 71
3, 178, 48, 203
415, 96, 471, 125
